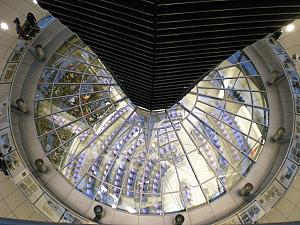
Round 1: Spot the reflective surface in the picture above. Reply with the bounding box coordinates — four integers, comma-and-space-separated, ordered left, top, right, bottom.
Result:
34, 35, 269, 215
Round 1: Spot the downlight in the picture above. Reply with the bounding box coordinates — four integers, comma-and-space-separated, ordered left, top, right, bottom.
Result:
285, 24, 295, 32
0, 22, 8, 30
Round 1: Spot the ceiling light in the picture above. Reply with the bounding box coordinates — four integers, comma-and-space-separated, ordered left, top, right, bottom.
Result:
0, 22, 8, 30
285, 24, 295, 32
33, 0, 38, 4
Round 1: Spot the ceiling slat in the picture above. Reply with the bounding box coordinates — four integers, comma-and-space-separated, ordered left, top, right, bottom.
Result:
38, 0, 300, 110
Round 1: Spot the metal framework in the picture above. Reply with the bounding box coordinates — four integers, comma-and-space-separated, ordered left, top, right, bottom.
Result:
34, 36, 269, 214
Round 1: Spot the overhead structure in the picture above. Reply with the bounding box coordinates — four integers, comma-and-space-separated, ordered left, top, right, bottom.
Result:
37, 0, 300, 110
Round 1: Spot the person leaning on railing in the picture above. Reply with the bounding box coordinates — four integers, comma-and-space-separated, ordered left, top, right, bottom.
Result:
13, 17, 27, 40
26, 12, 40, 37
13, 12, 40, 40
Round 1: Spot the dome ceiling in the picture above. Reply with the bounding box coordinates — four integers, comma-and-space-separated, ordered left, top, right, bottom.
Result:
37, 0, 300, 110
34, 36, 269, 214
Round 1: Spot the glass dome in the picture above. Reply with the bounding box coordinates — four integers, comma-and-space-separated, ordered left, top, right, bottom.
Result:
34, 34, 269, 215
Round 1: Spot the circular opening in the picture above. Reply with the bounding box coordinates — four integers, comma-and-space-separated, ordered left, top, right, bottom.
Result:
34, 38, 269, 215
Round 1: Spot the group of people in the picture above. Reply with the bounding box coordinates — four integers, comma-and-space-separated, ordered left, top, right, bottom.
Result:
13, 12, 40, 40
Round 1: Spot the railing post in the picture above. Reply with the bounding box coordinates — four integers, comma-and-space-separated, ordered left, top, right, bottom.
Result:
93, 205, 103, 223
15, 98, 28, 113
35, 159, 47, 173
268, 70, 286, 86
35, 44, 45, 60
268, 70, 279, 85
271, 127, 286, 142
240, 183, 254, 197
174, 214, 185, 225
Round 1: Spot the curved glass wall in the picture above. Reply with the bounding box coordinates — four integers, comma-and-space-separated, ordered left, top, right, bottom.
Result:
34, 34, 269, 215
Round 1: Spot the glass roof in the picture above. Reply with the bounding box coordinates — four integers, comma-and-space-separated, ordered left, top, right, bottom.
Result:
34, 34, 269, 215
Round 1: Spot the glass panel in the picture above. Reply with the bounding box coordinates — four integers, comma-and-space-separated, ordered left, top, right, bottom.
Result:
48, 146, 68, 170
34, 41, 269, 215
233, 51, 250, 62
53, 84, 80, 97
54, 70, 82, 83
35, 116, 54, 136
51, 96, 80, 112
201, 178, 225, 202
36, 84, 53, 100
34, 99, 52, 117
69, 48, 95, 64
140, 193, 162, 215
39, 68, 57, 83
39, 131, 60, 153
241, 61, 258, 76
183, 185, 206, 209
162, 192, 185, 213
76, 174, 101, 199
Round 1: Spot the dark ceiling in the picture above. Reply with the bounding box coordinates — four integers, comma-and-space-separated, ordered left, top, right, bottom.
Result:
38, 0, 300, 110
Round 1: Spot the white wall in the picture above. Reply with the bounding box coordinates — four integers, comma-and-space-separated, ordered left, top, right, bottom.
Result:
279, 19, 300, 74
0, 0, 47, 221
259, 172, 300, 223
0, 0, 47, 76
0, 172, 45, 221
259, 19, 300, 224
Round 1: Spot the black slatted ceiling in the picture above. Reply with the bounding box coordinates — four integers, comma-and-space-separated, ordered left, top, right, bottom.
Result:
38, 0, 300, 110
